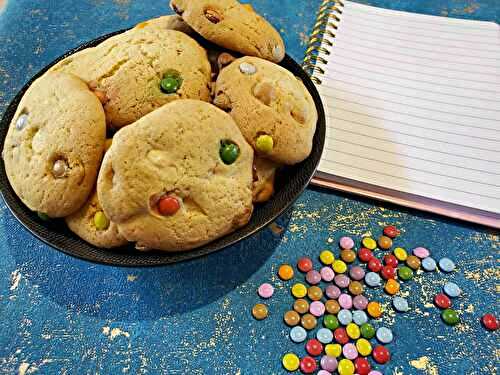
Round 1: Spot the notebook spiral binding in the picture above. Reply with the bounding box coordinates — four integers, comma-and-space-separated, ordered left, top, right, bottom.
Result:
302, 0, 345, 85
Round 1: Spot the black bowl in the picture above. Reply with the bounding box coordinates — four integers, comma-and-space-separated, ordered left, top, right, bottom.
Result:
0, 30, 326, 266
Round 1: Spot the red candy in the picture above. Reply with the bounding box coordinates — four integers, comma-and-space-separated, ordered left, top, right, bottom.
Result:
354, 357, 371, 375
358, 248, 373, 263
334, 327, 349, 344
305, 339, 323, 356
368, 258, 383, 273
383, 225, 400, 238
481, 313, 498, 331
372, 345, 391, 364
300, 356, 317, 374
434, 293, 452, 309
297, 257, 313, 273
383, 254, 398, 268
158, 195, 180, 216
380, 266, 396, 280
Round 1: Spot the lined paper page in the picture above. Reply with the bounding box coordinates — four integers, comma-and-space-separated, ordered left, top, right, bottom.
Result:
314, 1, 500, 215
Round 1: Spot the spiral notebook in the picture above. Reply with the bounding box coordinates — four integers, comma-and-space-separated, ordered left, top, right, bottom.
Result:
303, 0, 500, 228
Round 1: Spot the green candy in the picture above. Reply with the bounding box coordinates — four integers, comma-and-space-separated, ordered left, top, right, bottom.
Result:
398, 266, 414, 281
37, 212, 50, 221
360, 323, 376, 339
442, 309, 460, 325
323, 314, 339, 330
220, 141, 240, 165
94, 211, 110, 231
160, 77, 180, 94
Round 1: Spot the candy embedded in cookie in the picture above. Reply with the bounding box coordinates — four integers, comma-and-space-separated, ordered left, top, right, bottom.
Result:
252, 157, 280, 203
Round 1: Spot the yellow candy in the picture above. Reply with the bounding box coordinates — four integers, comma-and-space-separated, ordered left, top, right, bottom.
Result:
332, 259, 347, 273
320, 250, 335, 265
356, 338, 372, 356
282, 353, 300, 371
325, 343, 342, 358
367, 301, 383, 318
361, 237, 377, 250
346, 323, 361, 339
291, 283, 307, 298
338, 359, 355, 375
393, 247, 408, 261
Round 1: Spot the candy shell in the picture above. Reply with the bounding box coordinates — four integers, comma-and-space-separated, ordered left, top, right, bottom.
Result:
320, 250, 335, 265
349, 266, 365, 281
334, 274, 350, 288
346, 323, 361, 340
356, 338, 372, 357
298, 257, 313, 272
376, 327, 393, 344
342, 343, 358, 360
325, 285, 341, 299
310, 301, 326, 317
278, 264, 294, 280
372, 345, 390, 364
317, 370, 332, 375
339, 236, 355, 250
353, 295, 369, 310
422, 257, 437, 271
434, 293, 452, 309
360, 323, 376, 339
413, 247, 430, 259
306, 270, 322, 285
441, 308, 460, 325
292, 283, 307, 298
308, 286, 323, 301
338, 359, 355, 375
306, 338, 323, 356
300, 356, 317, 374
392, 296, 409, 312
439, 258, 455, 273
323, 314, 339, 330
349, 281, 364, 296
365, 272, 381, 287
368, 258, 383, 273
352, 310, 369, 325
443, 282, 461, 298
325, 343, 342, 358
284, 310, 301, 327
340, 249, 357, 263
338, 309, 353, 325
325, 300, 341, 315
320, 355, 338, 372
258, 283, 274, 298
378, 235, 392, 250
301, 314, 317, 330
334, 327, 349, 344
358, 248, 373, 263
367, 302, 382, 318
294, 299, 309, 314
338, 294, 353, 309
333, 260, 347, 274
282, 353, 300, 371
481, 313, 498, 331
252, 303, 268, 320
354, 357, 371, 375
361, 237, 377, 250
321, 266, 335, 282
383, 225, 400, 238
290, 326, 307, 343
393, 247, 408, 261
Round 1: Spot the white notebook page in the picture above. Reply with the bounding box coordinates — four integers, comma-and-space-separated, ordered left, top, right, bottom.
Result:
314, 1, 500, 215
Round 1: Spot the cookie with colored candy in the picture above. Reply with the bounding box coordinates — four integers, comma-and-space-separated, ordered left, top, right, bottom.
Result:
133, 14, 195, 35
170, 0, 285, 62
214, 56, 317, 165
97, 100, 254, 252
2, 72, 105, 217
50, 26, 211, 129
252, 157, 280, 203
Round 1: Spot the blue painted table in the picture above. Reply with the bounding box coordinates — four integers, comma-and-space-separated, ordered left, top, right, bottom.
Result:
0, 1, 498, 374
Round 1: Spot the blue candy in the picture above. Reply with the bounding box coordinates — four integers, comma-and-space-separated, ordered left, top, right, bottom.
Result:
316, 327, 334, 344
443, 282, 461, 298
290, 326, 307, 343
376, 327, 393, 344
422, 257, 437, 271
352, 310, 368, 325
365, 272, 381, 287
338, 309, 353, 325
392, 296, 409, 312
439, 258, 456, 273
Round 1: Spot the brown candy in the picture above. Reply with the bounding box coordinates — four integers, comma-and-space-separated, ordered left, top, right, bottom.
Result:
325, 299, 341, 314
205, 8, 222, 23
294, 299, 309, 314
217, 52, 236, 71
253, 82, 276, 106
341, 249, 357, 263
406, 255, 421, 270
348, 281, 364, 296
307, 286, 323, 301
378, 235, 393, 250
301, 313, 317, 330
52, 159, 68, 178
252, 303, 268, 320
284, 310, 300, 327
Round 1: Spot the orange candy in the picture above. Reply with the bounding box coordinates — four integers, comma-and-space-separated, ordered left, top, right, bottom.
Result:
278, 264, 294, 280
384, 279, 400, 295
367, 301, 383, 318
158, 196, 180, 216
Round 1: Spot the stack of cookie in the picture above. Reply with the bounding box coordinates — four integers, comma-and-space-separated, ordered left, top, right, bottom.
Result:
2, 0, 317, 252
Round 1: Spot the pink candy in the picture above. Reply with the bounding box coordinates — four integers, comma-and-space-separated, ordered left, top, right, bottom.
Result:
306, 270, 322, 285
320, 266, 335, 282
339, 236, 354, 250
310, 301, 326, 317
342, 343, 358, 360
413, 247, 430, 259
369, 372, 383, 375
257, 283, 274, 298
338, 293, 353, 309
317, 371, 332, 375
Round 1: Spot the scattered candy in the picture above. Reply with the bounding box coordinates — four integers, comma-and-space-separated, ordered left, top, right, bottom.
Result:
325, 300, 341, 314
376, 327, 393, 344
413, 247, 430, 259
292, 283, 307, 298
257, 283, 274, 300
317, 370, 332, 375
306, 270, 322, 285
422, 257, 437, 271
358, 248, 373, 263
332, 260, 348, 273
300, 356, 317, 374
348, 281, 364, 296
93, 211, 110, 230
354, 357, 371, 375
305, 338, 323, 356
301, 313, 317, 330
290, 326, 308, 343
346, 323, 361, 339
353, 295, 369, 310
325, 343, 342, 358
320, 355, 338, 372
383, 225, 400, 238
381, 265, 397, 280
340, 249, 357, 263
361, 237, 377, 250
383, 254, 398, 268
239, 62, 257, 75
439, 257, 455, 273
441, 308, 460, 325
334, 327, 349, 344
368, 258, 383, 273
378, 235, 392, 250
384, 279, 400, 295
349, 266, 365, 281
284, 310, 301, 327
325, 285, 341, 299
308, 286, 323, 301
324, 314, 340, 330
365, 272, 381, 287
252, 303, 268, 320
367, 302, 382, 318
481, 313, 498, 331
406, 255, 421, 270
398, 266, 414, 281
320, 250, 335, 265
282, 353, 300, 371
297, 257, 313, 272
339, 236, 355, 250
342, 343, 358, 360
278, 264, 294, 280
393, 247, 408, 261
320, 266, 335, 282
338, 294, 353, 309
392, 296, 409, 312
294, 299, 309, 314
338, 309, 353, 325
338, 358, 355, 375
353, 310, 369, 325
434, 293, 452, 309
372, 345, 391, 364
310, 301, 326, 317
443, 282, 461, 298
255, 134, 274, 153
360, 323, 376, 339
334, 274, 350, 288
356, 338, 372, 356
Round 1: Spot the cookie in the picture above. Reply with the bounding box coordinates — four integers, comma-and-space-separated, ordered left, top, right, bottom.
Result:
2, 72, 106, 217
134, 14, 195, 35
170, 0, 285, 63
97, 99, 254, 252
214, 56, 317, 165
253, 157, 279, 203
51, 27, 211, 129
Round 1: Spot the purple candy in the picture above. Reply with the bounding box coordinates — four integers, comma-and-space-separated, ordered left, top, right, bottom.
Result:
318, 371, 332, 375
353, 295, 369, 310
339, 236, 354, 250
342, 343, 358, 360
413, 247, 430, 259
349, 266, 365, 281
369, 372, 383, 375
320, 356, 338, 372
310, 301, 326, 317
334, 274, 350, 288
338, 293, 353, 309
325, 285, 341, 299
306, 270, 322, 285
320, 266, 335, 282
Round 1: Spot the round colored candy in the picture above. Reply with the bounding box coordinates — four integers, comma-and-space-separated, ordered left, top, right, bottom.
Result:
284, 310, 301, 327
320, 355, 338, 372
340, 249, 357, 263
340, 236, 355, 249
325, 300, 341, 315
308, 286, 323, 301
325, 285, 341, 299
378, 235, 392, 250
354, 357, 371, 375
338, 309, 353, 325
290, 326, 307, 343
358, 248, 373, 263
368, 258, 383, 273
368, 372, 383, 375
160, 76, 180, 94
346, 323, 361, 340
376, 327, 393, 344
158, 196, 180, 216
353, 295, 369, 310
278, 264, 294, 280
300, 356, 317, 374
282, 353, 300, 371
320, 266, 335, 282
356, 338, 372, 356
380, 266, 396, 280
306, 338, 323, 356
255, 134, 274, 153
441, 308, 460, 325
413, 247, 430, 259
298, 257, 313, 272
320, 250, 335, 265
383, 225, 400, 238
406, 255, 421, 270
301, 314, 317, 330
398, 266, 414, 281
338, 294, 353, 309
439, 258, 456, 272
372, 346, 390, 364
349, 266, 365, 281
342, 343, 358, 360
258, 283, 274, 298
384, 279, 400, 295
481, 313, 498, 331
365, 272, 381, 287
325, 343, 342, 358
443, 282, 461, 298
367, 301, 382, 318
306, 270, 322, 285
338, 359, 355, 375
333, 260, 347, 273
434, 293, 452, 309
16, 113, 29, 131
361, 237, 377, 250
292, 283, 307, 298
353, 310, 368, 325
317, 370, 332, 375
349, 281, 364, 296
360, 323, 376, 339
383, 254, 398, 268
334, 274, 350, 288
393, 296, 409, 312
324, 314, 339, 330
393, 247, 408, 261
310, 301, 326, 317
239, 62, 257, 75
252, 303, 268, 320
334, 327, 349, 344
422, 257, 437, 271
93, 211, 110, 230
294, 299, 309, 314
219, 142, 240, 165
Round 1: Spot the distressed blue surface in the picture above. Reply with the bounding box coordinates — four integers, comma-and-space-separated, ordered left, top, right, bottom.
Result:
0, 1, 499, 374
